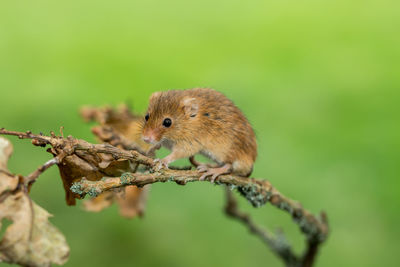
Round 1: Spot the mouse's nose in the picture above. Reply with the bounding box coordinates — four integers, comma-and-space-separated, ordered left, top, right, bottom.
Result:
142, 135, 152, 143
142, 130, 158, 144
142, 132, 156, 144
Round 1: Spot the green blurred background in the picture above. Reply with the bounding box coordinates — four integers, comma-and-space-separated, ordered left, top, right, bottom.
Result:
1, 0, 399, 266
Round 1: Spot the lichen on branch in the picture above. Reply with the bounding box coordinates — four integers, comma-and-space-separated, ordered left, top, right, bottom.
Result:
0, 105, 329, 267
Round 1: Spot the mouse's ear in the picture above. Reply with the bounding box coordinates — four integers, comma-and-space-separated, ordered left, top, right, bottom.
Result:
182, 97, 198, 117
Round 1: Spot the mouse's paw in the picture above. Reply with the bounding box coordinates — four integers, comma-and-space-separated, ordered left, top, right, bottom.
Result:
198, 164, 232, 183
197, 164, 209, 173
153, 158, 169, 171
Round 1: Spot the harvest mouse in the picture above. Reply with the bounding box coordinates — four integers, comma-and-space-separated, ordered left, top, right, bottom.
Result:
141, 88, 257, 182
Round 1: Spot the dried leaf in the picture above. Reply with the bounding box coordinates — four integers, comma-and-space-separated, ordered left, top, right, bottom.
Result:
83, 185, 149, 218
0, 138, 17, 202
0, 137, 13, 170
116, 185, 149, 218
82, 191, 114, 212
0, 137, 70, 266
0, 193, 70, 267
57, 152, 136, 205
80, 104, 152, 153
79, 105, 152, 218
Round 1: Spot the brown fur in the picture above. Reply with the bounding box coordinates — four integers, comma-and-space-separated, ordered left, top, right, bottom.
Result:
141, 88, 257, 176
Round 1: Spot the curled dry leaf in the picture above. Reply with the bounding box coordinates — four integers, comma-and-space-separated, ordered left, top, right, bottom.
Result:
80, 104, 152, 154
79, 105, 151, 217
56, 151, 137, 205
0, 193, 70, 267
82, 191, 114, 212
0, 137, 70, 267
83, 185, 150, 218
116, 185, 149, 218
0, 139, 18, 198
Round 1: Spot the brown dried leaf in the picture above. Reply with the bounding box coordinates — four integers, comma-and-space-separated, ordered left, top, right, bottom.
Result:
0, 193, 70, 267
82, 191, 114, 212
57, 152, 136, 205
83, 185, 149, 218
80, 104, 135, 126
116, 185, 149, 218
0, 137, 13, 170
0, 138, 17, 202
0, 137, 70, 266
79, 105, 152, 218
80, 104, 152, 153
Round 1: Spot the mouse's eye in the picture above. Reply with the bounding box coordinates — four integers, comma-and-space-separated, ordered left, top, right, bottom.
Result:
162, 118, 172, 128
145, 114, 149, 121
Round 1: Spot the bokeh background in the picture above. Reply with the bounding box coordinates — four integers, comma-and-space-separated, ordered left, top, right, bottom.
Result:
1, 0, 399, 266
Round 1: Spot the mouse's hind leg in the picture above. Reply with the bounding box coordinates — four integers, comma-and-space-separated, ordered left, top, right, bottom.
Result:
198, 163, 232, 183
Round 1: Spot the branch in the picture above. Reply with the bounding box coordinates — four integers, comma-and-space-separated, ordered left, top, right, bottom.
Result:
224, 188, 299, 266
66, 141, 328, 244
0, 128, 153, 166
70, 167, 328, 263
25, 156, 61, 187
300, 211, 329, 267
0, 127, 329, 267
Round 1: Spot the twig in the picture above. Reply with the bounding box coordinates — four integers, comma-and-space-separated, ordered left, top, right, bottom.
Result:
224, 188, 299, 266
91, 126, 145, 152
25, 156, 62, 187
0, 128, 154, 166
300, 211, 328, 267
0, 129, 51, 146
74, 142, 154, 166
